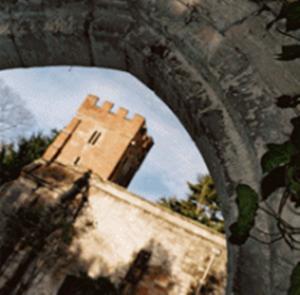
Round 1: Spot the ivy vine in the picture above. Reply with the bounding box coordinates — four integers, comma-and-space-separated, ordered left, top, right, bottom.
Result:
229, 96, 300, 293
228, 0, 300, 292
289, 263, 300, 295
251, 0, 300, 61
229, 95, 300, 243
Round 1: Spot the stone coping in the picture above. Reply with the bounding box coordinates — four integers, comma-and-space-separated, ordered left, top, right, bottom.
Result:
92, 177, 226, 248
23, 160, 226, 249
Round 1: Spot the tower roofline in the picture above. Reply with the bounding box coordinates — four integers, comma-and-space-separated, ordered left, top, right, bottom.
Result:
43, 94, 153, 187
78, 95, 145, 125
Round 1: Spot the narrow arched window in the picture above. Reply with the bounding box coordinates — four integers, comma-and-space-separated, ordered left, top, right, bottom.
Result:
88, 131, 97, 144
91, 132, 101, 145
88, 131, 101, 145
74, 157, 80, 165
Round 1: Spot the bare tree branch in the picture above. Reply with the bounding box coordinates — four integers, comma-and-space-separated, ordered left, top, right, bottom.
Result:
0, 80, 35, 143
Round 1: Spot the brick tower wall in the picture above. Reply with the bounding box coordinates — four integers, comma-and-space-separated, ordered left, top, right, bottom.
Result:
43, 95, 153, 187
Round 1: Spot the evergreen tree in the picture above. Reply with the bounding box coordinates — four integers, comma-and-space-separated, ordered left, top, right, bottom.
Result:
0, 130, 58, 186
159, 175, 224, 233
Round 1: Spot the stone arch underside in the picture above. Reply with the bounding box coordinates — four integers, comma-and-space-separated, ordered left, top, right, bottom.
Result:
0, 1, 299, 294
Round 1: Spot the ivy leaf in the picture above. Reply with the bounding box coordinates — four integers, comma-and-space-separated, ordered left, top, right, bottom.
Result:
229, 184, 259, 245
276, 95, 300, 108
287, 166, 300, 193
261, 142, 296, 173
288, 263, 300, 295
275, 2, 300, 31
267, 1, 300, 31
285, 2, 300, 31
291, 117, 300, 149
277, 45, 300, 61
261, 166, 286, 200
286, 164, 300, 207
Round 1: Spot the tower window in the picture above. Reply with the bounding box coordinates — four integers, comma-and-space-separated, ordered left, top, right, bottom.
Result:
91, 132, 101, 145
74, 157, 80, 165
88, 131, 101, 145
88, 131, 97, 144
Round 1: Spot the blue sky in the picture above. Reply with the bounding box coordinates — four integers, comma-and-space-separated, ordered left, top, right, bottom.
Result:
0, 66, 208, 201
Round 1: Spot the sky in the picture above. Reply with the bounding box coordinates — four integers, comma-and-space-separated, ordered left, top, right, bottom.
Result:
0, 66, 208, 201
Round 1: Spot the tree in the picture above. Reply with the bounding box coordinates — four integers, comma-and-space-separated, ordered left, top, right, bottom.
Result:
158, 175, 224, 233
0, 80, 35, 144
0, 131, 58, 186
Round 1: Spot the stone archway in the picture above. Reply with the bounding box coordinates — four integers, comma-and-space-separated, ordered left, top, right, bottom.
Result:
0, 1, 299, 294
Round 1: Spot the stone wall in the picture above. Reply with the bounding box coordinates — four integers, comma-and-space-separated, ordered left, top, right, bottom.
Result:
0, 161, 226, 295
0, 1, 299, 293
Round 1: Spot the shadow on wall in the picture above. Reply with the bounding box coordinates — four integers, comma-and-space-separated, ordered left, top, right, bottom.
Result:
0, 170, 176, 295
0, 168, 224, 295
57, 243, 175, 295
56, 240, 177, 295
188, 272, 226, 295
0, 170, 92, 295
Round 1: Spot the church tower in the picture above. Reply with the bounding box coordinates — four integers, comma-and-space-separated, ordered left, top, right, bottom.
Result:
43, 95, 153, 187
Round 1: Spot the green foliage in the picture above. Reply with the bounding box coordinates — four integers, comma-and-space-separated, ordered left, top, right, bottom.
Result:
256, 0, 300, 32
260, 137, 300, 200
288, 263, 300, 295
276, 95, 300, 108
229, 185, 259, 245
261, 142, 296, 173
275, 0, 300, 61
158, 175, 224, 233
278, 45, 300, 61
260, 105, 300, 205
261, 166, 286, 200
276, 1, 300, 32
0, 130, 57, 186
188, 175, 219, 210
230, 95, 300, 246
252, 0, 300, 61
291, 117, 300, 148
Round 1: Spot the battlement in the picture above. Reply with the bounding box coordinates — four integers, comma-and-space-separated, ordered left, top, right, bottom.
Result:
43, 95, 153, 188
77, 95, 145, 126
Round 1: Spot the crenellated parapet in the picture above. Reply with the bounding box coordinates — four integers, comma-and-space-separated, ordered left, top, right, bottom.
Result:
77, 95, 145, 128
43, 95, 153, 188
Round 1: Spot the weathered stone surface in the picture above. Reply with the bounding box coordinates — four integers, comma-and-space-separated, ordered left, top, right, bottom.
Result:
43, 95, 153, 187
0, 1, 299, 294
0, 162, 226, 295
